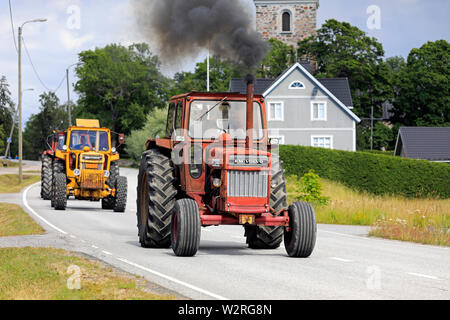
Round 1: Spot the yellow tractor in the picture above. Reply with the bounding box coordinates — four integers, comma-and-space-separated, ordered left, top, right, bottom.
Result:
51, 119, 127, 212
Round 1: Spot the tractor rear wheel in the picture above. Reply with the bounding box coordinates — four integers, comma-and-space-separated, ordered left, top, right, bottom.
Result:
245, 155, 286, 249
53, 173, 67, 211
171, 199, 201, 257
41, 155, 53, 200
102, 162, 119, 210
113, 176, 128, 213
137, 149, 177, 248
284, 202, 317, 258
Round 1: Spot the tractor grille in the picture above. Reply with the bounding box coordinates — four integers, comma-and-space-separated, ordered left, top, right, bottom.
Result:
227, 171, 268, 198
80, 170, 104, 190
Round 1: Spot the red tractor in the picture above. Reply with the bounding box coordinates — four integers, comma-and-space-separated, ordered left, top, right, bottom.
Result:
136, 75, 317, 257
41, 131, 66, 200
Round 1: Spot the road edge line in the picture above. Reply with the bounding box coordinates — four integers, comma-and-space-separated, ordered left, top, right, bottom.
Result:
22, 183, 68, 235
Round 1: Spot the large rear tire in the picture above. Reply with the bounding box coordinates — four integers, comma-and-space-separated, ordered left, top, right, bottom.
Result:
41, 155, 53, 200
136, 149, 177, 248
284, 202, 317, 258
53, 173, 67, 211
245, 155, 286, 249
171, 199, 201, 257
113, 176, 127, 213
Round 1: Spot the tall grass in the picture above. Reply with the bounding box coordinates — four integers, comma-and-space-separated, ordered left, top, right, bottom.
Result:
286, 176, 450, 246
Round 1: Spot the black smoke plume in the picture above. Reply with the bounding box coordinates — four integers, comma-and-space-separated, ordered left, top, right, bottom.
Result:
133, 0, 269, 70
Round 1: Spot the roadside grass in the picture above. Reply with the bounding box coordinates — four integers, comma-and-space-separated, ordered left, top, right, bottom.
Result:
0, 160, 18, 168
286, 175, 450, 246
0, 247, 177, 300
0, 203, 45, 237
0, 174, 41, 194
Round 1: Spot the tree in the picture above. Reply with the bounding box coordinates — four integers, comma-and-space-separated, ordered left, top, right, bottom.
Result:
74, 43, 170, 135
172, 56, 241, 95
258, 39, 296, 78
391, 40, 449, 127
126, 108, 168, 161
297, 19, 393, 119
0, 76, 17, 157
23, 92, 68, 160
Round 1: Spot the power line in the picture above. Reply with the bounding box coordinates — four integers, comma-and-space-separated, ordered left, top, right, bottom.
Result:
21, 36, 67, 94
8, 0, 18, 53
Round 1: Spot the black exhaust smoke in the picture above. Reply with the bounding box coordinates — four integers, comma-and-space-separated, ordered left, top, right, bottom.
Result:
132, 0, 269, 70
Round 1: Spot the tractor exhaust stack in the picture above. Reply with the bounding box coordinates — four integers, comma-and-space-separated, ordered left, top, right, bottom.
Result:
246, 74, 255, 149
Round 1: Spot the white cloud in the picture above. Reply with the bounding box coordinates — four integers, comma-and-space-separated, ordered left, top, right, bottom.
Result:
59, 30, 94, 50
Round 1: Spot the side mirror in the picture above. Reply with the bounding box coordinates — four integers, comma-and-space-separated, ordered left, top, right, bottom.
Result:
118, 134, 125, 146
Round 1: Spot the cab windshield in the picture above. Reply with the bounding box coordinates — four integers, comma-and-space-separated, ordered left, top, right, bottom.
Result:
188, 100, 264, 140
69, 130, 110, 151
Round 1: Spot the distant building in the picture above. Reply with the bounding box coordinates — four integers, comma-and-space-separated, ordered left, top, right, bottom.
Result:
254, 0, 319, 48
230, 62, 360, 151
394, 127, 450, 163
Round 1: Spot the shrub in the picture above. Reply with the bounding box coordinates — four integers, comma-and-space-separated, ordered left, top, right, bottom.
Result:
290, 170, 329, 206
279, 145, 450, 199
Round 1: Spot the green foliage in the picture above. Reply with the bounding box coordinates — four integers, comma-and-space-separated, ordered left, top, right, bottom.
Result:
391, 40, 450, 127
23, 92, 69, 160
74, 43, 170, 135
0, 76, 17, 157
291, 170, 329, 206
298, 19, 393, 119
280, 145, 450, 199
126, 108, 168, 161
172, 56, 241, 95
257, 39, 296, 78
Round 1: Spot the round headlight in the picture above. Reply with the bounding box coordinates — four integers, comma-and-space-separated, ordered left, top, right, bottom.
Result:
111, 147, 117, 153
104, 170, 110, 178
212, 178, 222, 188
63, 145, 68, 151
74, 169, 81, 176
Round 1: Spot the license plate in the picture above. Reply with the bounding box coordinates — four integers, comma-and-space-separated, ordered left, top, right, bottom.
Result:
239, 215, 255, 225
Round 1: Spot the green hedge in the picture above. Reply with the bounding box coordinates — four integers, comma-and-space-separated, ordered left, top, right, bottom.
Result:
279, 145, 450, 199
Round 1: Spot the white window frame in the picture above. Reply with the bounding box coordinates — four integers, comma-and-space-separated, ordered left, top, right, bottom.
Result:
268, 101, 284, 122
289, 81, 306, 90
311, 101, 328, 121
269, 135, 285, 145
311, 135, 333, 149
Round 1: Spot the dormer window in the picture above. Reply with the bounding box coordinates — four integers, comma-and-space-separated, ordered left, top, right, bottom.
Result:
282, 11, 291, 32
289, 81, 305, 89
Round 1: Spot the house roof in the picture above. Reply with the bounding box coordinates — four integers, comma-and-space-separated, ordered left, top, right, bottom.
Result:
229, 62, 360, 122
395, 127, 450, 161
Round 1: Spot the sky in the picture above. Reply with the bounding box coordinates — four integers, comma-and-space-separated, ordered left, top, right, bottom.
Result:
0, 0, 449, 126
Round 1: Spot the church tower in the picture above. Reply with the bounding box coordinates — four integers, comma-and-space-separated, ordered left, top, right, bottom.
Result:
254, 0, 319, 48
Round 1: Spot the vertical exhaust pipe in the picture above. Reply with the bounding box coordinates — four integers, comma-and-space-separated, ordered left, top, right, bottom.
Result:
246, 74, 255, 149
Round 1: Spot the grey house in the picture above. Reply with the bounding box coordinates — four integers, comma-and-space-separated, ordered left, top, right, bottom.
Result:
394, 127, 450, 163
230, 62, 361, 151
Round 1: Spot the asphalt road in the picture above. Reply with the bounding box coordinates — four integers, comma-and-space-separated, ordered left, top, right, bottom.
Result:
22, 167, 450, 300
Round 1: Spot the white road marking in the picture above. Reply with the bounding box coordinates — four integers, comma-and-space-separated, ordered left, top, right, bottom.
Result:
116, 257, 229, 301
22, 183, 68, 235
407, 272, 441, 280
330, 257, 353, 262
102, 251, 113, 256
92, 245, 99, 249
70, 235, 77, 239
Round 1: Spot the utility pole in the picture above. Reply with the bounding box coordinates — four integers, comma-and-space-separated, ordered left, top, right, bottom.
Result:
18, 25, 23, 182
66, 68, 71, 126
17, 19, 47, 183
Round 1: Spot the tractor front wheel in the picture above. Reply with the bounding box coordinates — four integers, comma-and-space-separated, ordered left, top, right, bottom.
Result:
113, 176, 128, 213
284, 202, 317, 258
53, 173, 67, 211
171, 199, 201, 257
